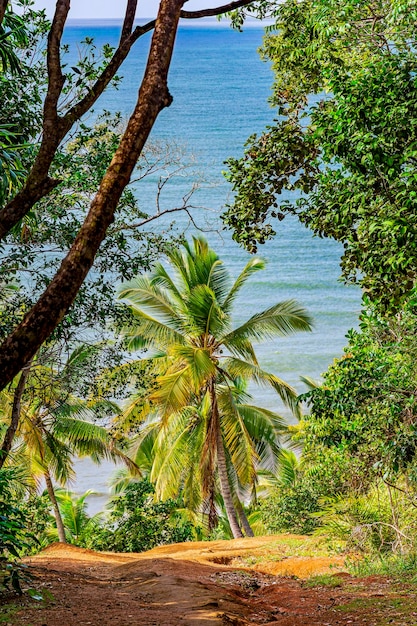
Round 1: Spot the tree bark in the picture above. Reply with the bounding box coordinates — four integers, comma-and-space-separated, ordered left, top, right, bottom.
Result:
0, 362, 31, 469
216, 427, 244, 538
236, 499, 254, 537
0, 0, 9, 25
181, 0, 257, 19
209, 382, 243, 539
44, 470, 67, 544
0, 0, 184, 390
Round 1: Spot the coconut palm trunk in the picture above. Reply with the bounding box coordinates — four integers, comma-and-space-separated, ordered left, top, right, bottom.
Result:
211, 384, 243, 539
44, 469, 67, 543
236, 499, 254, 537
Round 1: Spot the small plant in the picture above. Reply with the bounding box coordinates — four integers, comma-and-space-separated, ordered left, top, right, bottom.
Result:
304, 573, 344, 588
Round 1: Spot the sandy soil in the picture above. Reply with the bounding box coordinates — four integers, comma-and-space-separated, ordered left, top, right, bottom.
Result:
1, 536, 414, 625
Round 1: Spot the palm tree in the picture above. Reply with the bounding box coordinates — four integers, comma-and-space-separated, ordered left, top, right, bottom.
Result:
0, 345, 138, 543
47, 489, 103, 544
118, 237, 312, 538
143, 380, 286, 535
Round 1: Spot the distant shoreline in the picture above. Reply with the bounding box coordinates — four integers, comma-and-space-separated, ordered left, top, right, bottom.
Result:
66, 17, 272, 28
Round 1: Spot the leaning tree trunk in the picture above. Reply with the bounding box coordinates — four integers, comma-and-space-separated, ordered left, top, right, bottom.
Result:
44, 469, 66, 544
216, 428, 243, 538
209, 385, 243, 539
0, 362, 31, 469
236, 499, 254, 537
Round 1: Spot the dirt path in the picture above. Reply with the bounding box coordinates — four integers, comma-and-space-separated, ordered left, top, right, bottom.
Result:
2, 537, 416, 625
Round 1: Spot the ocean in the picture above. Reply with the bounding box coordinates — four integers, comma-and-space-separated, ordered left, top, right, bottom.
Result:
63, 19, 361, 510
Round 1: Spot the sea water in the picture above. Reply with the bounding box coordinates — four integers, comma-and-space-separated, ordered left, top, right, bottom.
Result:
63, 19, 361, 510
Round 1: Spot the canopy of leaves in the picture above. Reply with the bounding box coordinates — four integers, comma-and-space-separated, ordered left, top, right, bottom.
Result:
223, 0, 417, 312
301, 307, 417, 483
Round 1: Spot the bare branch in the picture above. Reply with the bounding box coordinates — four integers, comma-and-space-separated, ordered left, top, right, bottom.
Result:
0, 0, 257, 240
45, 0, 70, 127
0, 0, 9, 26
63, 20, 156, 126
120, 0, 138, 41
180, 0, 256, 19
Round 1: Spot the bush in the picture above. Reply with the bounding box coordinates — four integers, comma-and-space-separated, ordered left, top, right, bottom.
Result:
260, 482, 321, 535
0, 469, 32, 594
85, 478, 195, 553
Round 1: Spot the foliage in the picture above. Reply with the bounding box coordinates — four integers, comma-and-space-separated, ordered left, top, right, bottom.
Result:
0, 0, 262, 396
0, 468, 32, 594
263, 307, 417, 552
301, 308, 417, 482
86, 479, 195, 553
313, 486, 410, 554
348, 551, 417, 580
0, 344, 135, 480
0, 113, 188, 345
49, 490, 102, 544
222, 0, 417, 311
19, 492, 54, 554
260, 480, 321, 534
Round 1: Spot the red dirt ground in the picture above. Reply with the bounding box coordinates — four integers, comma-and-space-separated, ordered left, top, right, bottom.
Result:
1, 536, 415, 625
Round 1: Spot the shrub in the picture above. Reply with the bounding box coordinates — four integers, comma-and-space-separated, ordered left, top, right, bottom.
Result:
85, 478, 195, 553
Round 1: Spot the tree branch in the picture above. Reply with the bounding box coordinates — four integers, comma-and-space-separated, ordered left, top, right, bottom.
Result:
63, 20, 156, 126
0, 0, 8, 26
120, 0, 138, 41
180, 0, 256, 19
0, 15, 156, 240
0, 0, 257, 240
45, 0, 69, 128
0, 0, 184, 389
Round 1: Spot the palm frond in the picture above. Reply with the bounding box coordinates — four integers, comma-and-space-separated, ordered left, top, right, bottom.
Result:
236, 404, 285, 471
219, 389, 256, 486
151, 262, 183, 302
222, 257, 265, 314
222, 300, 313, 346
123, 311, 186, 351
169, 344, 216, 389
183, 284, 229, 338
118, 275, 183, 326
150, 366, 193, 418
223, 357, 301, 417
300, 374, 321, 390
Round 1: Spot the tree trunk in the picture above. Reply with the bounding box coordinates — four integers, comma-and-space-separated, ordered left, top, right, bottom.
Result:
0, 0, 9, 25
236, 500, 254, 537
209, 382, 243, 539
216, 428, 243, 538
0, 0, 258, 391
0, 362, 31, 469
0, 0, 183, 391
0, 0, 254, 239
44, 470, 67, 544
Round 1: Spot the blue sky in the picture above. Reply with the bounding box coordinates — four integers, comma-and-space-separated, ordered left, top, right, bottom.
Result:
31, 1, 227, 19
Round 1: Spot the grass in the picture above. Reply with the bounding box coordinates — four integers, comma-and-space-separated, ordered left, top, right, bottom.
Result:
336, 595, 417, 626
231, 534, 346, 568
347, 552, 417, 581
0, 602, 20, 624
303, 573, 345, 588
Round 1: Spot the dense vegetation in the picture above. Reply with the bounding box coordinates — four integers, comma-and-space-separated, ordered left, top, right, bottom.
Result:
2, 0, 417, 596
